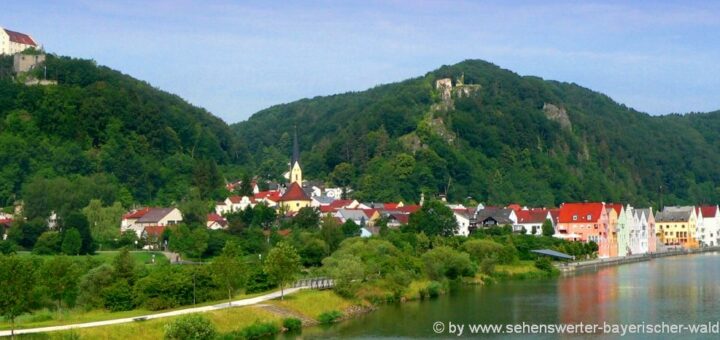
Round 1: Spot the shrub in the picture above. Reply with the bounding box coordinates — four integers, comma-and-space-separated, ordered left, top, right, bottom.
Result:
317, 310, 343, 324
164, 314, 217, 340
426, 281, 442, 298
283, 317, 302, 332
103, 280, 134, 312
239, 321, 280, 339
461, 239, 517, 264
534, 257, 554, 273
479, 257, 497, 275
421, 246, 475, 280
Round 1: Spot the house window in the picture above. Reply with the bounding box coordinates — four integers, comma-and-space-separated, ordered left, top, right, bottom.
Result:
573, 215, 578, 221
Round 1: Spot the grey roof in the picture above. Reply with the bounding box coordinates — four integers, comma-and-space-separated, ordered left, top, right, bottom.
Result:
313, 196, 335, 205
137, 208, 176, 223
336, 209, 368, 222
656, 206, 693, 222
475, 208, 514, 224
635, 208, 653, 219
531, 249, 574, 260
361, 202, 385, 209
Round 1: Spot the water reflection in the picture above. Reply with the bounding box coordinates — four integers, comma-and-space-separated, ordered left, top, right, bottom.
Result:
303, 252, 720, 338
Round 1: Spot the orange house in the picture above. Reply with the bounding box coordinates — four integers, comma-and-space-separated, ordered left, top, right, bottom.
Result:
557, 203, 610, 258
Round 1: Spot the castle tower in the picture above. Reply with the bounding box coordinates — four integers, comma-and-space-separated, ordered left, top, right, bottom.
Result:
289, 127, 303, 185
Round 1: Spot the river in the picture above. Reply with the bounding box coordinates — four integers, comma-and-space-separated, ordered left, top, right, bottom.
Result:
300, 252, 720, 338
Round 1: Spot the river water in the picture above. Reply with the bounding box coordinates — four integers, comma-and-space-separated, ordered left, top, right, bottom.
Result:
301, 252, 720, 338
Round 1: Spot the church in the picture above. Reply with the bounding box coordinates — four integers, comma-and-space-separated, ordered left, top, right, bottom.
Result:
279, 129, 311, 213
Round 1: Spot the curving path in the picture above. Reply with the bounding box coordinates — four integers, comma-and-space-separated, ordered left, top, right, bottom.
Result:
0, 287, 307, 337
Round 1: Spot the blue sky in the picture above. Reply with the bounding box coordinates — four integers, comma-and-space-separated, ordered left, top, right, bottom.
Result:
3, 0, 720, 123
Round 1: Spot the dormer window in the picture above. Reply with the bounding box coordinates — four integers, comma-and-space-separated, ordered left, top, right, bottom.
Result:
587, 214, 592, 221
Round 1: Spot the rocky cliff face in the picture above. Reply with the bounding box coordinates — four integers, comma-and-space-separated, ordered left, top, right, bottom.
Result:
543, 103, 572, 130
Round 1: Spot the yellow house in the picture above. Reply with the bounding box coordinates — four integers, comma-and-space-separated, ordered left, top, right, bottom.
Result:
279, 182, 311, 213
655, 206, 698, 249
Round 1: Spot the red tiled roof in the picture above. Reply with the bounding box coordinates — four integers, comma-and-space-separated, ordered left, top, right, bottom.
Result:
396, 205, 420, 214
123, 207, 151, 219
4, 29, 36, 46
228, 195, 242, 204
207, 213, 225, 222
319, 205, 338, 214
280, 182, 310, 201
507, 204, 522, 212
362, 209, 378, 218
329, 199, 354, 209
700, 205, 718, 218
390, 213, 410, 224
516, 209, 550, 224
384, 203, 401, 210
254, 190, 282, 202
558, 203, 605, 223
143, 225, 166, 237
608, 203, 623, 215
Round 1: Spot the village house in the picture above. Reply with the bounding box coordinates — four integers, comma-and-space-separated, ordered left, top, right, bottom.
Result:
141, 225, 167, 250
279, 182, 312, 213
514, 208, 554, 236
557, 202, 610, 257
606, 204, 621, 258
472, 207, 517, 230
635, 208, 656, 254
0, 27, 39, 55
451, 206, 474, 236
121, 208, 183, 237
206, 213, 228, 230
655, 206, 698, 249
698, 205, 720, 247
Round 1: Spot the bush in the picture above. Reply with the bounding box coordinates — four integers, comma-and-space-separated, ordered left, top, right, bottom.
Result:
164, 314, 217, 340
0, 240, 17, 255
421, 246, 475, 280
238, 321, 280, 339
317, 310, 343, 324
426, 281, 442, 298
103, 280, 134, 312
283, 317, 302, 332
461, 239, 517, 265
534, 257, 554, 272
479, 257, 496, 275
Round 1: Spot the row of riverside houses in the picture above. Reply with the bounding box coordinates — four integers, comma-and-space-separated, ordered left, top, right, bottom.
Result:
117, 129, 720, 256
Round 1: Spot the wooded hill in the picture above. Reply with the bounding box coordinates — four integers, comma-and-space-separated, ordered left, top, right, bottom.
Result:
233, 59, 720, 207
0, 54, 251, 214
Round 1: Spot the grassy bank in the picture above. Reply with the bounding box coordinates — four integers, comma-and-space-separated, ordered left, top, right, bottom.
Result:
22, 290, 362, 339
1, 289, 274, 331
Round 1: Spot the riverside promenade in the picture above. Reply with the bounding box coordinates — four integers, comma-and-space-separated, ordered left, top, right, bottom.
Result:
556, 246, 720, 274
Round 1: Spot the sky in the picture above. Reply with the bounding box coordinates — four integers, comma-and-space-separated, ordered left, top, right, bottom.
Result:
3, 0, 720, 123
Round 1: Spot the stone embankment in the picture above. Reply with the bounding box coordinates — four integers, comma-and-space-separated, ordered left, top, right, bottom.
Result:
556, 246, 720, 274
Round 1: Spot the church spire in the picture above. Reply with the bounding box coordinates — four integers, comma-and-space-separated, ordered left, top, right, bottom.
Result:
292, 126, 300, 166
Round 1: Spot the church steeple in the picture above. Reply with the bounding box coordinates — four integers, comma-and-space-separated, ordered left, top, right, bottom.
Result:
289, 126, 303, 185
292, 126, 300, 167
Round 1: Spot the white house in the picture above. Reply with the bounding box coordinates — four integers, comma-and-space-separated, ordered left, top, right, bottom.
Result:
514, 209, 553, 236
121, 208, 183, 237
215, 196, 254, 215
452, 207, 473, 236
1, 27, 39, 55
699, 205, 720, 247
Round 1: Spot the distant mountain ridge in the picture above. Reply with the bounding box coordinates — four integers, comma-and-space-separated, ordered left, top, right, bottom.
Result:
232, 59, 720, 207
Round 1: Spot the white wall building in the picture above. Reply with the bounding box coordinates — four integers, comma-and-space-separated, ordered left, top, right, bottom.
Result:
699, 206, 720, 247
1, 27, 39, 55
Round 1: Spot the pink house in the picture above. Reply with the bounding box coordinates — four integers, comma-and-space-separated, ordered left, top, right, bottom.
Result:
557, 202, 610, 258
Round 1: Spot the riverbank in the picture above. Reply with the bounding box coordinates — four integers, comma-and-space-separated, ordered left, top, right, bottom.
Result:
556, 246, 720, 274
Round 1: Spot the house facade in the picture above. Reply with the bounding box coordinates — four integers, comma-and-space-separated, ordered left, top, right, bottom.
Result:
698, 205, 720, 247
121, 208, 183, 237
1, 27, 39, 55
557, 202, 610, 257
655, 206, 698, 249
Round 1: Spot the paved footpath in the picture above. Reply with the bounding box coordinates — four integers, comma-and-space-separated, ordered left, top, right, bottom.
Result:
0, 287, 306, 337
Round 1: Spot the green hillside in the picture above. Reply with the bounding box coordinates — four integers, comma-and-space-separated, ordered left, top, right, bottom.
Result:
233, 59, 720, 206
0, 54, 250, 216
